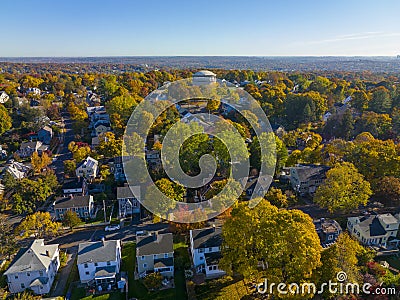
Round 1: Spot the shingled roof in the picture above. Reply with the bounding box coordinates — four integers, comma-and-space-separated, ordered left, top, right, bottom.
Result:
77, 240, 120, 265
136, 233, 173, 256
192, 227, 222, 249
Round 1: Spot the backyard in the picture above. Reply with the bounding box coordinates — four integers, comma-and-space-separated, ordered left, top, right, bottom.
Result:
121, 238, 188, 300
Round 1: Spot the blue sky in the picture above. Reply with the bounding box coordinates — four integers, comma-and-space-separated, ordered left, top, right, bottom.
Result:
2, 0, 400, 56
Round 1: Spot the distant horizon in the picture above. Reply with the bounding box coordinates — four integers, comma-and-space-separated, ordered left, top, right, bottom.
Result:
0, 55, 399, 58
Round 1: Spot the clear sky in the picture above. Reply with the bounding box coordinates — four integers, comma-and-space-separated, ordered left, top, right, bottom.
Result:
2, 0, 400, 57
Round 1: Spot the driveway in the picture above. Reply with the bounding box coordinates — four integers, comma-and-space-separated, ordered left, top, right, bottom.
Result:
50, 246, 77, 297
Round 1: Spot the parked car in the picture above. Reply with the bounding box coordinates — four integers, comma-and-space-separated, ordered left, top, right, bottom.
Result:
105, 225, 120, 232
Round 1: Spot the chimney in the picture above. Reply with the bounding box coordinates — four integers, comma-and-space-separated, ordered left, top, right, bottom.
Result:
46, 250, 50, 257
101, 237, 105, 246
212, 224, 216, 232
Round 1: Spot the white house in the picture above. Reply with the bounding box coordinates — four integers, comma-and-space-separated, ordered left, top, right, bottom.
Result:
192, 70, 217, 86
17, 141, 47, 158
136, 232, 174, 278
77, 239, 122, 288
93, 121, 111, 137
76, 156, 99, 180
4, 239, 59, 295
4, 161, 31, 179
0, 91, 9, 104
347, 213, 400, 247
117, 185, 140, 219
190, 226, 225, 278
26, 87, 41, 96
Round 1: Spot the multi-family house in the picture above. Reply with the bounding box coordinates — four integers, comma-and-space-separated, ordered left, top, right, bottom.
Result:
314, 218, 342, 248
3, 239, 59, 295
37, 126, 53, 145
77, 239, 121, 287
136, 232, 174, 278
117, 185, 140, 219
289, 164, 330, 196
347, 213, 400, 247
111, 156, 126, 182
61, 177, 88, 196
54, 195, 94, 220
75, 156, 99, 180
17, 141, 47, 158
189, 226, 225, 278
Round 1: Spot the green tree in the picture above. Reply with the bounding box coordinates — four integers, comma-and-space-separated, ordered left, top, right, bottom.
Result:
143, 272, 162, 290
314, 162, 372, 213
0, 104, 12, 135
264, 187, 288, 208
96, 132, 122, 158
220, 200, 322, 299
62, 210, 81, 230
63, 160, 76, 177
0, 214, 16, 259
369, 86, 392, 113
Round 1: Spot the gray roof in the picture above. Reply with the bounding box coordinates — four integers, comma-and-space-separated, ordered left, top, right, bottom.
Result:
293, 164, 330, 182
4, 239, 58, 275
29, 277, 49, 287
192, 227, 222, 249
136, 233, 173, 256
117, 186, 140, 199
193, 70, 216, 77
20, 141, 42, 150
95, 266, 116, 278
77, 240, 120, 265
54, 195, 92, 209
154, 257, 174, 268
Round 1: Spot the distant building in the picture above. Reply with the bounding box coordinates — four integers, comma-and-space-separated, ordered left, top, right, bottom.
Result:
4, 161, 31, 179
61, 177, 88, 196
289, 164, 330, 196
347, 213, 400, 247
37, 126, 53, 145
136, 232, 174, 278
192, 70, 217, 86
77, 239, 121, 286
190, 226, 225, 278
117, 185, 140, 219
75, 156, 99, 180
54, 195, 94, 220
0, 91, 9, 104
314, 218, 342, 248
4, 239, 59, 295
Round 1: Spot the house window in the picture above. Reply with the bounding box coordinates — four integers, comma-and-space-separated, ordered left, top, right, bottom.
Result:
85, 271, 89, 275
15, 275, 18, 279
164, 253, 168, 258
208, 247, 212, 252
153, 255, 157, 259
213, 266, 217, 270
107, 261, 111, 266
143, 263, 147, 268
328, 235, 334, 241
39, 271, 43, 276
208, 266, 212, 271
21, 283, 25, 289
200, 257, 204, 260
27, 272, 30, 277
198, 248, 204, 253
94, 263, 98, 266
84, 263, 88, 268
141, 256, 145, 260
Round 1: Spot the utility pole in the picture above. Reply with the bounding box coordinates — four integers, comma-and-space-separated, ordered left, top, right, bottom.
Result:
103, 200, 107, 223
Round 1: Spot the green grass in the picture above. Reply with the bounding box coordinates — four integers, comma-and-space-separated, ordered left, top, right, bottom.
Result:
195, 276, 250, 300
71, 287, 124, 300
121, 240, 188, 300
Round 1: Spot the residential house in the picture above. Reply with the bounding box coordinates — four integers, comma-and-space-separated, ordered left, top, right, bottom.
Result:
17, 141, 47, 158
77, 239, 121, 287
289, 164, 330, 196
93, 120, 112, 137
0, 91, 9, 104
54, 195, 94, 220
4, 161, 31, 179
26, 87, 41, 96
0, 145, 7, 159
192, 70, 217, 86
145, 150, 162, 169
136, 232, 174, 278
347, 213, 400, 247
314, 218, 342, 248
61, 177, 88, 196
3, 239, 59, 295
37, 126, 53, 145
75, 156, 99, 180
111, 156, 126, 182
189, 226, 225, 278
117, 185, 140, 219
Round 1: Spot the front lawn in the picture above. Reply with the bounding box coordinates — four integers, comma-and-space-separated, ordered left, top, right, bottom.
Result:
71, 287, 124, 300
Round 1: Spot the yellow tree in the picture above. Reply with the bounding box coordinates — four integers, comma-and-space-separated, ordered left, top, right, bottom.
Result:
16, 212, 61, 238
31, 151, 52, 173
314, 162, 372, 213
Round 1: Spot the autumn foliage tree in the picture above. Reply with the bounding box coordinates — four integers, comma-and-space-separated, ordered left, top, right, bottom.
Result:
16, 212, 61, 238
31, 151, 52, 173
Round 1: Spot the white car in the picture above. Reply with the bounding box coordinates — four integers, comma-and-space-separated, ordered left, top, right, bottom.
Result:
105, 225, 120, 232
